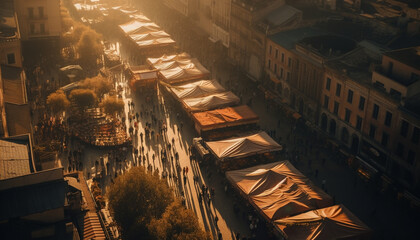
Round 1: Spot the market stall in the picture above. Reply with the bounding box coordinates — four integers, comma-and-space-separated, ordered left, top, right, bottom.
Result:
226, 161, 333, 222
169, 79, 225, 100
191, 105, 259, 139
274, 204, 371, 240
182, 91, 240, 112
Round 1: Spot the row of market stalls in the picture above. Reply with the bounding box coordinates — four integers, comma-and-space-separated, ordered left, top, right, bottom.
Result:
72, 1, 372, 238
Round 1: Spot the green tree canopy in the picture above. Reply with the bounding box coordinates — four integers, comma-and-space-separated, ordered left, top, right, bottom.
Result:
76, 27, 103, 68
100, 96, 124, 117
107, 166, 174, 240
69, 88, 97, 110
46, 90, 70, 115
148, 200, 210, 240
81, 75, 113, 98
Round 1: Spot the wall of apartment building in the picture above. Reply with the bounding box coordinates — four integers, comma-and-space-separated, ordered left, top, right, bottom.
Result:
381, 55, 420, 84
321, 69, 370, 153
163, 0, 189, 16
14, 0, 61, 40
390, 110, 420, 190
265, 38, 323, 122
229, 3, 252, 70
321, 66, 420, 193
0, 39, 22, 68
265, 38, 295, 102
211, 0, 231, 47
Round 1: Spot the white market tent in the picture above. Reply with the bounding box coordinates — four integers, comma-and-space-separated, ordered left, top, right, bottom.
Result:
182, 91, 239, 112
170, 79, 225, 99
147, 53, 210, 84
206, 131, 282, 160
119, 20, 160, 35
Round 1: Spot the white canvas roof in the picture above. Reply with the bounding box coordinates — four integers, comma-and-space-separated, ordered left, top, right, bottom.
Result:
129, 31, 170, 41
170, 80, 225, 99
206, 131, 282, 160
119, 20, 160, 35
183, 91, 240, 112
147, 52, 191, 66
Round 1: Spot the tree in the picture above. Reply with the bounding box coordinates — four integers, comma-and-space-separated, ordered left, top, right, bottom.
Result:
46, 90, 70, 115
100, 96, 124, 117
76, 27, 103, 69
81, 75, 113, 99
69, 88, 97, 111
107, 166, 174, 240
148, 200, 210, 240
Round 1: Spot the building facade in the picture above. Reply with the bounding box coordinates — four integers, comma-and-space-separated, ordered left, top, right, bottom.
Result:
14, 0, 61, 40
210, 0, 231, 47
229, 0, 286, 81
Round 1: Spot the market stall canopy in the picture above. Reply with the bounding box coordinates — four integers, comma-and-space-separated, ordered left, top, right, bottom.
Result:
119, 20, 160, 35
158, 59, 210, 84
170, 79, 225, 99
206, 131, 282, 160
274, 204, 371, 240
129, 31, 170, 42
147, 52, 191, 66
183, 91, 239, 112
226, 161, 333, 221
192, 105, 259, 131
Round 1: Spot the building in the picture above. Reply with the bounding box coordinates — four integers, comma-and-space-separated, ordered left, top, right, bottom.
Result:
0, 1, 30, 138
321, 45, 420, 196
266, 27, 356, 123
163, 0, 189, 17
210, 0, 231, 47
13, 0, 61, 41
229, 0, 305, 81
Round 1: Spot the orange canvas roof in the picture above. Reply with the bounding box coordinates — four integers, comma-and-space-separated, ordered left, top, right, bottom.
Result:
275, 204, 371, 240
192, 105, 259, 130
226, 161, 333, 221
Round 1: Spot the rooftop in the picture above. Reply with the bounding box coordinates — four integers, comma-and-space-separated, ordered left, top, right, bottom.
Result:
269, 27, 326, 49
383, 46, 420, 70
0, 139, 31, 180
298, 35, 357, 58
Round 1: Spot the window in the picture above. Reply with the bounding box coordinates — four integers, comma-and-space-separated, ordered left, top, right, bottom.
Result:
347, 90, 353, 103
269, 45, 272, 55
38, 7, 44, 18
381, 132, 389, 147
345, 109, 351, 123
356, 116, 362, 130
280, 68, 283, 78
372, 104, 379, 120
396, 142, 404, 157
275, 49, 278, 59
324, 95, 329, 109
296, 60, 299, 70
407, 150, 416, 165
359, 96, 365, 110
336, 83, 341, 97
274, 64, 277, 74
326, 77, 331, 90
333, 101, 339, 115
40, 23, 45, 33
6, 53, 15, 65
288, 57, 292, 67
385, 111, 392, 127
268, 59, 271, 69
286, 72, 291, 82
412, 127, 420, 144
369, 124, 376, 138
400, 120, 409, 137
30, 23, 35, 34
281, 53, 284, 62
28, 7, 34, 19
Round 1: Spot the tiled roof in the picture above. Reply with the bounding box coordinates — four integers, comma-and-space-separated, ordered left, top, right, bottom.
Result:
0, 139, 30, 180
